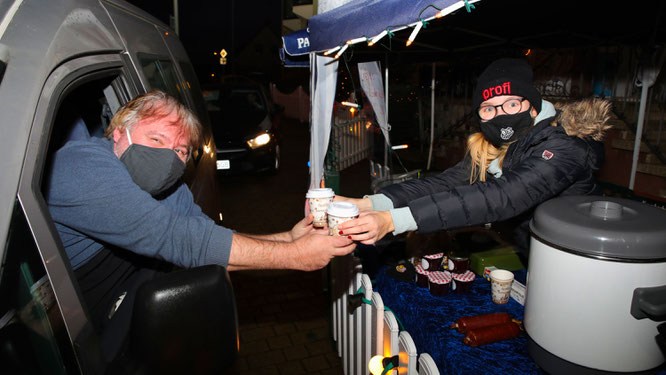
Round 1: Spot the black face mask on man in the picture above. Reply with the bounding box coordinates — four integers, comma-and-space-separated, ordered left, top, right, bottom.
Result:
119, 128, 186, 196
479, 110, 534, 148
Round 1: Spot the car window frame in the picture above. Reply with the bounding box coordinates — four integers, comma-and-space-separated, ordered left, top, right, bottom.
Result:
17, 54, 136, 374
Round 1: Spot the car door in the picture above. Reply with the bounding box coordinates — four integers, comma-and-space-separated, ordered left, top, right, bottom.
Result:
5, 53, 135, 374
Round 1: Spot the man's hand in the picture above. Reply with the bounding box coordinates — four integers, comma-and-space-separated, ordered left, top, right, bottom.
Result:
290, 213, 315, 241
228, 231, 355, 272
333, 195, 372, 212
337, 211, 394, 245
289, 232, 356, 271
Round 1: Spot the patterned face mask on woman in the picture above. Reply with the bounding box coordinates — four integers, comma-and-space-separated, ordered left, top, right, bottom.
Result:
480, 110, 534, 148
120, 128, 185, 196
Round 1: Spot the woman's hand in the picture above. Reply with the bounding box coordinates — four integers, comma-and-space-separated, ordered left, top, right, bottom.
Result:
290, 213, 315, 241
337, 211, 394, 245
333, 195, 373, 212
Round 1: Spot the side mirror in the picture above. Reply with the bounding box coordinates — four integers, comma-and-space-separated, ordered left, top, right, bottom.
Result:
130, 265, 238, 374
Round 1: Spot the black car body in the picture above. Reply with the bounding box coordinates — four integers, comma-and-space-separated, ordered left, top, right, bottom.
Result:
204, 76, 282, 174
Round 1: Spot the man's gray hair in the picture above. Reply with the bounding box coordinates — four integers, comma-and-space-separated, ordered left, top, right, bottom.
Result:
105, 90, 202, 149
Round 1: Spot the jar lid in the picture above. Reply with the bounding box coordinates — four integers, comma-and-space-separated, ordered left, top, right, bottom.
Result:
306, 188, 335, 198
326, 201, 359, 217
423, 253, 444, 259
428, 271, 452, 284
415, 264, 429, 275
530, 196, 666, 261
451, 270, 475, 281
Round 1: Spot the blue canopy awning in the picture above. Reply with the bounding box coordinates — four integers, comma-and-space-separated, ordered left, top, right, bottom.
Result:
281, 0, 475, 57
309, 0, 467, 51
282, 28, 311, 56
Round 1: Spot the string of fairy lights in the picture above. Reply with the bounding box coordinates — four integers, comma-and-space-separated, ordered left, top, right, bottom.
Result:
322, 0, 478, 59
331, 0, 479, 109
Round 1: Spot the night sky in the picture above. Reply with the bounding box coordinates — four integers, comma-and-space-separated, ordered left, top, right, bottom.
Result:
127, 0, 284, 79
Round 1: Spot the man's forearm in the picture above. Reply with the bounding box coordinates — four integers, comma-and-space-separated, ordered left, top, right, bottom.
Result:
244, 231, 292, 242
227, 233, 294, 271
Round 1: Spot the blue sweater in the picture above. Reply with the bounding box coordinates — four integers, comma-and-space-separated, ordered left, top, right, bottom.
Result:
45, 136, 233, 270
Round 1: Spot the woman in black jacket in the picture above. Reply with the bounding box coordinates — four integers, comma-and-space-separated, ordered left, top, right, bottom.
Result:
337, 58, 612, 254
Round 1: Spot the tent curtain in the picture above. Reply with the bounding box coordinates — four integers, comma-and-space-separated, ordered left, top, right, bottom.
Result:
358, 61, 390, 146
309, 53, 339, 188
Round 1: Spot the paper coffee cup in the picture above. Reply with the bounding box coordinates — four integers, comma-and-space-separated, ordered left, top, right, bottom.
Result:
490, 269, 514, 304
306, 188, 335, 228
326, 202, 359, 236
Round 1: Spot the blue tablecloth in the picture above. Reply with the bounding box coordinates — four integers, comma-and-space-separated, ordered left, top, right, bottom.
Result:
373, 267, 543, 375
374, 267, 666, 375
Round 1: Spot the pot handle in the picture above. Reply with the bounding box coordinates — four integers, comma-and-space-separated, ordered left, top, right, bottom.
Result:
631, 285, 666, 321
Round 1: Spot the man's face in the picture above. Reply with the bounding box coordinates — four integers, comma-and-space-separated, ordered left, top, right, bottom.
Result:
113, 112, 191, 163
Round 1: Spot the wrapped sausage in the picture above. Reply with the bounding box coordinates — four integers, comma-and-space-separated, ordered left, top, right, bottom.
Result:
462, 321, 521, 347
450, 312, 512, 333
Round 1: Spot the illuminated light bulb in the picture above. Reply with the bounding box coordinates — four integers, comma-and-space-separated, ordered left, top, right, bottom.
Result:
406, 21, 423, 47
341, 101, 360, 109
369, 355, 399, 375
203, 145, 211, 154
369, 355, 384, 375
334, 44, 349, 59
368, 30, 388, 46
324, 45, 341, 56
347, 37, 366, 45
392, 144, 409, 150
349, 107, 355, 115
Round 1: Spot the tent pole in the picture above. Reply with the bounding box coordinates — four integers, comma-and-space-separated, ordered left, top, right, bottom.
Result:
384, 56, 389, 179
629, 66, 659, 190
427, 62, 435, 170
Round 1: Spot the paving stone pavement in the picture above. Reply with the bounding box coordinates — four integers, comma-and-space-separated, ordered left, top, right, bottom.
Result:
227, 269, 343, 375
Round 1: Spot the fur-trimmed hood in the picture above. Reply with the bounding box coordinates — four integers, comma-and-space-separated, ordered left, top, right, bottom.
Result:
553, 99, 613, 141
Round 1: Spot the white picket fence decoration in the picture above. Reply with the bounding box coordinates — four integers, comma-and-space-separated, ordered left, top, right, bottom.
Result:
330, 255, 439, 374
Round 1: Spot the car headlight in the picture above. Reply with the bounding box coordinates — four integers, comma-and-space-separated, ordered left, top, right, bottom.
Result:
247, 133, 271, 149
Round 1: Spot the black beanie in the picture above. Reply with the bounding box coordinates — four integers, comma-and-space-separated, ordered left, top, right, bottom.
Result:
472, 58, 542, 114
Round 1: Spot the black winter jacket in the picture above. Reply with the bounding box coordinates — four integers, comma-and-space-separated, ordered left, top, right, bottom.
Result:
380, 99, 611, 253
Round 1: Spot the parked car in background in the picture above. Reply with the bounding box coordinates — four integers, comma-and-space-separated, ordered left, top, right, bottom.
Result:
203, 75, 282, 174
0, 1, 236, 374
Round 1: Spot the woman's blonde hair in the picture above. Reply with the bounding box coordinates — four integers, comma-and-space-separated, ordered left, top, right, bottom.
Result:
466, 132, 509, 183
104, 90, 202, 149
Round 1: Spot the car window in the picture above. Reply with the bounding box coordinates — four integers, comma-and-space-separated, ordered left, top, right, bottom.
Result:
178, 61, 211, 128
0, 201, 77, 374
139, 54, 187, 104
209, 87, 267, 116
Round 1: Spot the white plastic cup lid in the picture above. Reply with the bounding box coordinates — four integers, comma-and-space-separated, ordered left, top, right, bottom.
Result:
326, 201, 359, 217
306, 188, 335, 198
490, 269, 514, 282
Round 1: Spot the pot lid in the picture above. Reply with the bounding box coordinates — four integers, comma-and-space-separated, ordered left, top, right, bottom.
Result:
530, 196, 666, 261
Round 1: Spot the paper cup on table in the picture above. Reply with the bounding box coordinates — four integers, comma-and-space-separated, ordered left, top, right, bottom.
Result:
306, 188, 335, 228
490, 269, 514, 304
326, 202, 359, 236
